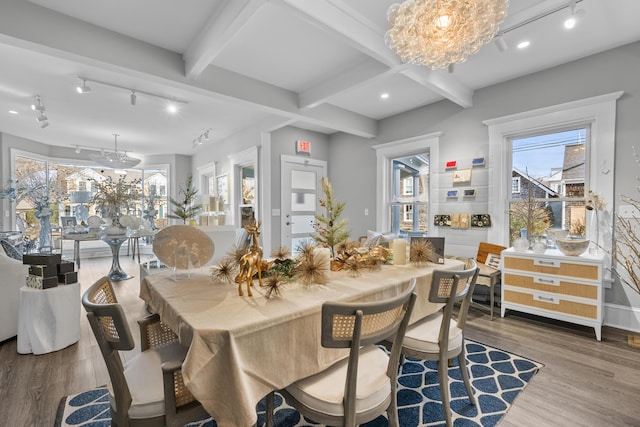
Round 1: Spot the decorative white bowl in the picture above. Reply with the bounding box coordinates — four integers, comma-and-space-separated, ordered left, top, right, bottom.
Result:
555, 238, 589, 256
546, 228, 569, 241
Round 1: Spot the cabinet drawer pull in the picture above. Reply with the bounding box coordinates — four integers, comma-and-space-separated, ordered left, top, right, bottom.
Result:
534, 277, 559, 286
535, 294, 559, 304
534, 259, 561, 268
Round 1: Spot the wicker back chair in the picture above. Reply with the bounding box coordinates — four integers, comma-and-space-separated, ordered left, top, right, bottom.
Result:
400, 262, 479, 427
82, 276, 208, 427
266, 280, 417, 427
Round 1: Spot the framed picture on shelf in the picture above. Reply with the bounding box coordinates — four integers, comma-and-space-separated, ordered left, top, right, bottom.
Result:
447, 190, 458, 198
216, 174, 229, 205
452, 168, 472, 184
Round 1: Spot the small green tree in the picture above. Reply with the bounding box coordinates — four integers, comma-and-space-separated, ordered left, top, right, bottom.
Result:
313, 177, 350, 258
168, 175, 202, 223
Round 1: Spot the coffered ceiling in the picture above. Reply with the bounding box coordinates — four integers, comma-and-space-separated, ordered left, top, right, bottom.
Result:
0, 0, 639, 157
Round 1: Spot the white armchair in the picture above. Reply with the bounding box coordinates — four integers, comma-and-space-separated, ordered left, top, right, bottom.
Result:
0, 252, 28, 342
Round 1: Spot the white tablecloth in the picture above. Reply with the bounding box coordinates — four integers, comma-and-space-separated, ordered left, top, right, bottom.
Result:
17, 282, 81, 355
140, 259, 463, 426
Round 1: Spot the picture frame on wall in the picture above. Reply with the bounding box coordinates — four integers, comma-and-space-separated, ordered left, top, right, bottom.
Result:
216, 174, 229, 205
452, 168, 472, 184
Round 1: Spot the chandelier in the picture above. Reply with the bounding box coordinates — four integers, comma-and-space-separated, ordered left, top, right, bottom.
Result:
385, 0, 509, 70
90, 134, 141, 169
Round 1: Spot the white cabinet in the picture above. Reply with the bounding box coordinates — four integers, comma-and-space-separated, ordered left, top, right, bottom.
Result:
501, 248, 604, 341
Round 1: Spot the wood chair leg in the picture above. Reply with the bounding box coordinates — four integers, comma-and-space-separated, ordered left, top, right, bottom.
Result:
266, 392, 275, 427
457, 351, 477, 405
438, 358, 453, 427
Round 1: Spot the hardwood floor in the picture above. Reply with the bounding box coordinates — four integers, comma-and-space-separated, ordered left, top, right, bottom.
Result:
1, 256, 639, 426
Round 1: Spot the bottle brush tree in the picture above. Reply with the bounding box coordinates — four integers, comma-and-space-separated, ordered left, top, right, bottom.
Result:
168, 175, 202, 223
313, 177, 350, 258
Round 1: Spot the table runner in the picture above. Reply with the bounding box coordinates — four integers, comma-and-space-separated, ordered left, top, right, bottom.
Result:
140, 259, 463, 427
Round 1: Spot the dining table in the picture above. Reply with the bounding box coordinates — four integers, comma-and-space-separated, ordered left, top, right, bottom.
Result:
139, 258, 464, 427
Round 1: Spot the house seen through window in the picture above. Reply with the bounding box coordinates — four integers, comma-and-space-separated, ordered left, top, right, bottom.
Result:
390, 154, 429, 236
509, 127, 588, 245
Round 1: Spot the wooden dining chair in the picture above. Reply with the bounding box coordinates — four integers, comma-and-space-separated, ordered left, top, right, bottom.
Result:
473, 242, 506, 320
400, 262, 479, 427
82, 276, 208, 427
266, 280, 417, 427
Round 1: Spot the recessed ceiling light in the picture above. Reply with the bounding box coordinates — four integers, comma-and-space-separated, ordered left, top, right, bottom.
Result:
517, 41, 530, 49
8, 110, 18, 114
167, 102, 178, 114
380, 93, 390, 100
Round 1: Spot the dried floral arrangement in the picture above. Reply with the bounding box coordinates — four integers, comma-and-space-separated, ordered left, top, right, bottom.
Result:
410, 239, 435, 265
613, 148, 640, 294
91, 175, 141, 228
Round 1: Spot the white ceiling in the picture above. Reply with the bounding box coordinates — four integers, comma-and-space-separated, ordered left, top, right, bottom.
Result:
0, 0, 638, 159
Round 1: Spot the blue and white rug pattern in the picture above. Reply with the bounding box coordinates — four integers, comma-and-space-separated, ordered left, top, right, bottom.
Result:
56, 340, 541, 427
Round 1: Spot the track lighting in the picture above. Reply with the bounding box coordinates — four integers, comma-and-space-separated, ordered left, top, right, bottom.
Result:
76, 76, 188, 111
31, 95, 45, 111
75, 145, 81, 154
494, 35, 509, 52
31, 95, 50, 128
76, 79, 91, 94
192, 128, 213, 147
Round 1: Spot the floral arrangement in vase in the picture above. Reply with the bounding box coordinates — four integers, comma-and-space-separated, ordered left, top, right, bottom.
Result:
91, 175, 141, 234
1, 177, 62, 251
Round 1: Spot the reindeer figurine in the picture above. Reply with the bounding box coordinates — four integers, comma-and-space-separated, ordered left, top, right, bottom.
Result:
235, 220, 263, 296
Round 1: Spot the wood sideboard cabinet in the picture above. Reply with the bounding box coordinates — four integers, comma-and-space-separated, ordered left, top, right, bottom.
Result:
501, 247, 604, 341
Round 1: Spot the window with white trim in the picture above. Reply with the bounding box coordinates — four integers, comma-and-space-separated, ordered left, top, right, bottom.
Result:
485, 92, 621, 268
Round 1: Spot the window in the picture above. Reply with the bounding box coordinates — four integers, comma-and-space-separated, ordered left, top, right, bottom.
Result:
403, 204, 413, 222
402, 176, 414, 196
373, 132, 441, 237
11, 151, 170, 244
485, 92, 621, 261
392, 157, 429, 234
509, 128, 587, 244
512, 177, 521, 194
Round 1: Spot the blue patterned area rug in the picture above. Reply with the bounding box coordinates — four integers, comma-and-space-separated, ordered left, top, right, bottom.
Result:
55, 340, 541, 427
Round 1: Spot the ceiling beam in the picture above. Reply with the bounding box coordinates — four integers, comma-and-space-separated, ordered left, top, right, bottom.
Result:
277, 0, 474, 108
0, 0, 377, 138
183, 0, 267, 80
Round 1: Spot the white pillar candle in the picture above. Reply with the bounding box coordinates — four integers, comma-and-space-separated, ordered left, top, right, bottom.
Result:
393, 238, 407, 265
313, 248, 331, 271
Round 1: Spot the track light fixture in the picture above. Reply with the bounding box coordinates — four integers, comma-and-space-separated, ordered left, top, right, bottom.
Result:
76, 76, 188, 111
31, 95, 45, 112
495, 0, 584, 48
76, 79, 92, 94
75, 145, 81, 154
31, 95, 50, 128
192, 128, 213, 147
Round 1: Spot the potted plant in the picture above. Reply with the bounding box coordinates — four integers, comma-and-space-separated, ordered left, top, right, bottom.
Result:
168, 175, 202, 224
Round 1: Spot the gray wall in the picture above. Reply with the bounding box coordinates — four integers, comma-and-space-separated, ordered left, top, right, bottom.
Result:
327, 132, 377, 240
329, 41, 640, 308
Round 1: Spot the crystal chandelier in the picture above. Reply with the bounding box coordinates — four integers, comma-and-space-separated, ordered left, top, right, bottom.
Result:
385, 0, 509, 70
90, 134, 141, 169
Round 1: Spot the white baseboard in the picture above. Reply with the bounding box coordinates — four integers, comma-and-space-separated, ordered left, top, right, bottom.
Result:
604, 303, 640, 333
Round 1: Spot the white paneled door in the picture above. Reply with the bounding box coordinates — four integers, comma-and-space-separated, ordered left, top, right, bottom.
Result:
280, 156, 327, 255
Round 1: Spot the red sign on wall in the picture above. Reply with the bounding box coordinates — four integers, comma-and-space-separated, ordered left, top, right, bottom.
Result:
296, 140, 311, 154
